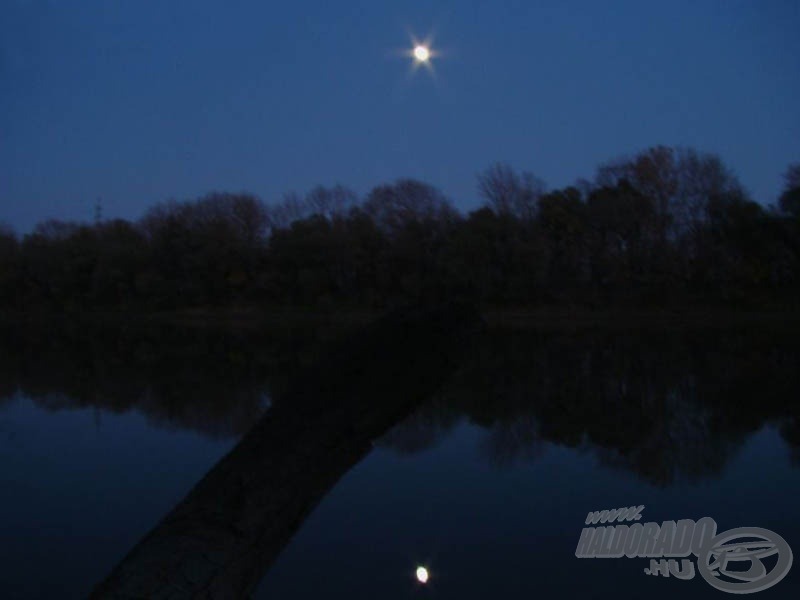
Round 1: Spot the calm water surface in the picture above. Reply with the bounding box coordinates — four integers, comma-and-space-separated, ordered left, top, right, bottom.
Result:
1, 319, 798, 598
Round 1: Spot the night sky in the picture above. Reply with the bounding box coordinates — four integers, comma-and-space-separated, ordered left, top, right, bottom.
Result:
2, 0, 798, 234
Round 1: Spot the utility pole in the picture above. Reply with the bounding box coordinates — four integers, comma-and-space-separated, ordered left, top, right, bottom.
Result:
94, 197, 103, 225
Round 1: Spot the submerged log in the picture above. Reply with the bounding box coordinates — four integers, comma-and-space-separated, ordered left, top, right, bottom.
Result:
90, 303, 481, 599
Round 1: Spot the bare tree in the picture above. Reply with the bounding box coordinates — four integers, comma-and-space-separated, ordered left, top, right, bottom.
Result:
779, 163, 800, 217
596, 146, 746, 237
785, 164, 800, 190
363, 178, 457, 235
305, 184, 357, 220
477, 162, 546, 220
266, 192, 311, 230
30, 219, 81, 241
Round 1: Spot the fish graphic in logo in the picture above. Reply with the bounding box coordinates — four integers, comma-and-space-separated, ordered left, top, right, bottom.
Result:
697, 527, 793, 594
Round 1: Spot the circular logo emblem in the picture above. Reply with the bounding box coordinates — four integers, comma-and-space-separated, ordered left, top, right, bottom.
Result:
697, 527, 793, 594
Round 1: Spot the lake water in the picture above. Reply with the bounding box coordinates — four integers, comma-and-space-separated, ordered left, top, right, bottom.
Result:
1, 317, 798, 598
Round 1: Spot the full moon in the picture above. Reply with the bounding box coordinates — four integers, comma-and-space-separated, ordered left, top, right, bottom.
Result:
415, 566, 429, 584
413, 45, 430, 62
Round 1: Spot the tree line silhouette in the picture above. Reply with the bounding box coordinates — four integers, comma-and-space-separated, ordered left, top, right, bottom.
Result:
1, 146, 798, 311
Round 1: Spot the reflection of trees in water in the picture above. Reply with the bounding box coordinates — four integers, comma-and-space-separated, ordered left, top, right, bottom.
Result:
134, 386, 269, 439
590, 392, 741, 486
0, 318, 346, 438
780, 418, 800, 466
480, 414, 545, 468
0, 381, 15, 408
2, 318, 799, 485
375, 394, 461, 455
381, 326, 800, 485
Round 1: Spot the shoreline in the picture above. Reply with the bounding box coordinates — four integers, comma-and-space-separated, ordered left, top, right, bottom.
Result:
2, 304, 800, 332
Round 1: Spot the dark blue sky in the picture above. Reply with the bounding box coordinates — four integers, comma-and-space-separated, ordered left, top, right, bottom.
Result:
2, 0, 798, 233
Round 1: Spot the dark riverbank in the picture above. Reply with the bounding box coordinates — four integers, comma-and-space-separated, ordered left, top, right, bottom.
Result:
3, 304, 800, 331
